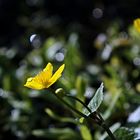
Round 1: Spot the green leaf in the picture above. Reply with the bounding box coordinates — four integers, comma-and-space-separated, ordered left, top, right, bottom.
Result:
113, 127, 136, 140
83, 83, 104, 116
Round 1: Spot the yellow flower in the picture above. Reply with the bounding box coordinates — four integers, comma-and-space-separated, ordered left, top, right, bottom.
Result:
134, 18, 140, 32
24, 63, 65, 90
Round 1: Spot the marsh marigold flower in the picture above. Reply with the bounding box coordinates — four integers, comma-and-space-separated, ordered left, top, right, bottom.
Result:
24, 63, 65, 90
134, 18, 140, 32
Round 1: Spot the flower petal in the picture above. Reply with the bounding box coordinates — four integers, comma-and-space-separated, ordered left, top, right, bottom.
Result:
134, 18, 140, 32
47, 64, 65, 88
43, 63, 53, 79
32, 63, 53, 86
43, 63, 53, 72
24, 77, 45, 90
24, 63, 65, 90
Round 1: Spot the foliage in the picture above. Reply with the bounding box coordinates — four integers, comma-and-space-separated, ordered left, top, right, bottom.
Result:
0, 2, 140, 139
83, 83, 104, 116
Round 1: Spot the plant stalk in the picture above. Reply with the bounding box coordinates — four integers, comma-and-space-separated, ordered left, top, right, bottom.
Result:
53, 93, 87, 118
96, 112, 116, 140
65, 94, 92, 114
52, 89, 116, 140
101, 122, 116, 140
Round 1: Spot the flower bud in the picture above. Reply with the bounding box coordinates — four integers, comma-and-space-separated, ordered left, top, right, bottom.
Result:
55, 88, 65, 97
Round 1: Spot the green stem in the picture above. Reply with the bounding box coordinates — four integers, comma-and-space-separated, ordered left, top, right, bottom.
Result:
65, 94, 92, 114
101, 123, 116, 140
53, 93, 87, 118
52, 89, 116, 140
96, 112, 116, 140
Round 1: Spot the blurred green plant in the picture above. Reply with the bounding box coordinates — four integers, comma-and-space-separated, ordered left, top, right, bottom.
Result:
1, 20, 140, 140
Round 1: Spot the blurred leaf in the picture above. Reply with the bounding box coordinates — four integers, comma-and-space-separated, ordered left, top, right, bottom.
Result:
75, 75, 86, 111
103, 91, 121, 119
3, 75, 11, 90
83, 83, 104, 116
64, 33, 82, 88
76, 76, 86, 99
80, 125, 92, 140
32, 128, 81, 140
43, 37, 56, 49
45, 108, 78, 124
113, 127, 136, 140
